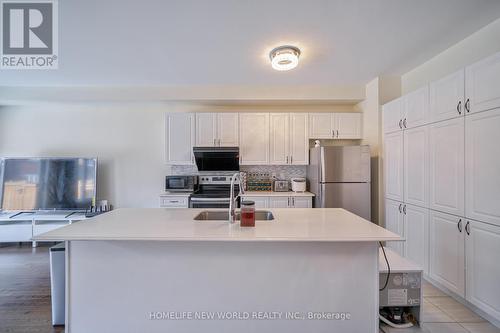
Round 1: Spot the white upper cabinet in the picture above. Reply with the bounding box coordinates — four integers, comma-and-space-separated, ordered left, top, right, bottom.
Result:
239, 113, 269, 165
384, 131, 404, 202
404, 126, 429, 208
465, 109, 500, 226
195, 113, 217, 146
289, 113, 309, 165
404, 204, 429, 274
165, 113, 195, 165
309, 113, 333, 138
430, 69, 465, 122
383, 97, 404, 133
196, 113, 239, 147
465, 51, 500, 114
429, 117, 465, 217
403, 85, 430, 129
309, 113, 362, 139
334, 113, 362, 139
269, 113, 289, 165
429, 210, 465, 297
269, 113, 309, 165
217, 113, 239, 146
385, 199, 405, 256
466, 220, 500, 319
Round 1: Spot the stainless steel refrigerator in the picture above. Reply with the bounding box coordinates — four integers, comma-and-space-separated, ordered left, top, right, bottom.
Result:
307, 145, 371, 220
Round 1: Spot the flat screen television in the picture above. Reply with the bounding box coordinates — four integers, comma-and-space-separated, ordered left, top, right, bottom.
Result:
0, 158, 97, 211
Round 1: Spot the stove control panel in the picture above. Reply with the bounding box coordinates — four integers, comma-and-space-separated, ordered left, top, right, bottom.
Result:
199, 175, 239, 185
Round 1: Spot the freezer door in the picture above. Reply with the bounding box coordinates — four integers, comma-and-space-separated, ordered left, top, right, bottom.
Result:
320, 146, 371, 182
318, 183, 371, 221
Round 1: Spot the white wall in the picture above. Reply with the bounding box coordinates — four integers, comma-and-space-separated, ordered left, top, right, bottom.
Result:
0, 103, 361, 208
0, 104, 168, 208
402, 17, 500, 94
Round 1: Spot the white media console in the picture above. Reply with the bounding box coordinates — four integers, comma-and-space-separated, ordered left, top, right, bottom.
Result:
0, 211, 86, 247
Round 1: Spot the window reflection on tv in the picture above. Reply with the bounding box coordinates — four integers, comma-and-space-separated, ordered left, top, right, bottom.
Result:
0, 158, 97, 211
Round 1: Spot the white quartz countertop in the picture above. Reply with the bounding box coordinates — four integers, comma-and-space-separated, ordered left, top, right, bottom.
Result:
34, 208, 400, 242
241, 191, 314, 197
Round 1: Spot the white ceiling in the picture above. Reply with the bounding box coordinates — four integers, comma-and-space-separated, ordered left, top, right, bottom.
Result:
2, 0, 500, 87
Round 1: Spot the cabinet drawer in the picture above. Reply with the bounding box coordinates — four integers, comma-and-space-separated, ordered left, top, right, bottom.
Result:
160, 196, 189, 208
0, 222, 32, 242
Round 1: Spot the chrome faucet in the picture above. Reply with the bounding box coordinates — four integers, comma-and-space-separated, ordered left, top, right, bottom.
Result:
229, 172, 245, 224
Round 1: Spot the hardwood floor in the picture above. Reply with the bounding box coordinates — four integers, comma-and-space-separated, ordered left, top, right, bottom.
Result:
0, 243, 64, 333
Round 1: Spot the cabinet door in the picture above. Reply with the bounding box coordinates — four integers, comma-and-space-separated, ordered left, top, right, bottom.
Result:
465, 109, 500, 226
239, 113, 269, 165
292, 197, 312, 208
309, 113, 333, 139
404, 126, 429, 208
289, 113, 309, 165
429, 118, 465, 216
384, 131, 404, 202
217, 113, 239, 146
383, 98, 403, 134
430, 69, 464, 122
404, 85, 430, 128
242, 196, 269, 209
195, 113, 217, 146
269, 113, 290, 165
466, 220, 500, 319
465, 51, 500, 114
334, 113, 362, 139
404, 204, 429, 274
165, 113, 195, 165
385, 199, 405, 256
269, 197, 290, 208
429, 210, 465, 297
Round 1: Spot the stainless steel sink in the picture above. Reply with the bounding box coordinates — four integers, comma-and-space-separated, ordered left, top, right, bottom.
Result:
194, 210, 274, 221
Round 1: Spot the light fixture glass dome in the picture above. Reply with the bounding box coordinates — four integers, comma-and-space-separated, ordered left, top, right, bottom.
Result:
269, 45, 300, 71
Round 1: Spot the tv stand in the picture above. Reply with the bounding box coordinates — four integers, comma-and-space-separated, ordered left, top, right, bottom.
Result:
0, 211, 87, 247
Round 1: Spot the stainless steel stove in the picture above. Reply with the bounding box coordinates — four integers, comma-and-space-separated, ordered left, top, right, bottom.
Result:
189, 175, 240, 209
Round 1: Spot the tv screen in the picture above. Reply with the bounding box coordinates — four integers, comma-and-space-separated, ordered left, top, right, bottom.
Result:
0, 158, 97, 211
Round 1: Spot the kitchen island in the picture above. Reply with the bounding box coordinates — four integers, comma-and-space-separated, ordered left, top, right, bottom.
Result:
35, 208, 400, 333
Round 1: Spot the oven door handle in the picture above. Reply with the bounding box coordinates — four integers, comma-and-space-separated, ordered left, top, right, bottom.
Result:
189, 197, 231, 202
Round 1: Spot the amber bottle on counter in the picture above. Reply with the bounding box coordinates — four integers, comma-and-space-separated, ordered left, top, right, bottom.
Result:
240, 201, 255, 227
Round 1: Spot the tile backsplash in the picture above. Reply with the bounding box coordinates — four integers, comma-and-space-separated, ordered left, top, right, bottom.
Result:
170, 165, 306, 180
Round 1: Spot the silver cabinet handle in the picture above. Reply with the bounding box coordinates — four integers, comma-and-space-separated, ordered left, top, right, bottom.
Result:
457, 101, 462, 115
213, 139, 216, 146
399, 119, 403, 129
403, 204, 406, 215
465, 221, 470, 235
403, 118, 407, 128
398, 203, 402, 213
457, 219, 462, 233
465, 98, 470, 113
292, 197, 295, 206
287, 197, 290, 206
337, 130, 339, 138
286, 156, 289, 164
290, 156, 293, 164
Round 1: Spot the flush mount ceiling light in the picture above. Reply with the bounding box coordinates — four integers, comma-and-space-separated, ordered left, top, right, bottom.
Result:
269, 45, 301, 71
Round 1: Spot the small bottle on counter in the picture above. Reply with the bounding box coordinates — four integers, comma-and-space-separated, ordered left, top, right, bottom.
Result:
240, 201, 255, 227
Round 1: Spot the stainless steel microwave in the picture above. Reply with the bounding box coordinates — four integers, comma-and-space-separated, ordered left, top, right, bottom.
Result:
165, 175, 198, 192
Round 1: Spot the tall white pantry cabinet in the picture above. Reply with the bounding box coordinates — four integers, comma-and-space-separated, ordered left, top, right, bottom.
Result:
383, 51, 500, 323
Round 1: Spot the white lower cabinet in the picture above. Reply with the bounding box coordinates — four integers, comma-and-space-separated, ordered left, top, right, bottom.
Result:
404, 204, 429, 274
385, 199, 405, 256
429, 210, 465, 297
269, 196, 312, 208
241, 196, 269, 209
466, 220, 500, 320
